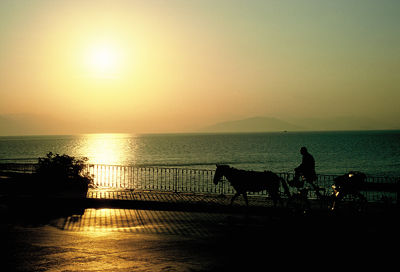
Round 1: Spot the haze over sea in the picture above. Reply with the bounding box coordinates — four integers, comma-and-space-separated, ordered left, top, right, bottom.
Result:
0, 131, 399, 178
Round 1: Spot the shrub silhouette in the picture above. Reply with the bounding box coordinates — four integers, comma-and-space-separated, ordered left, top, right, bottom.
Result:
35, 152, 93, 195
36, 152, 88, 179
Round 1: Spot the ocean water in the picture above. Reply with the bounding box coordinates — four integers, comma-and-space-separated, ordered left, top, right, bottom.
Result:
0, 131, 399, 178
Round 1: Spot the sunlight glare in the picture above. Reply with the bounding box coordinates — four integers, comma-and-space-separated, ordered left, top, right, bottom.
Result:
77, 134, 136, 165
92, 48, 115, 69
86, 43, 121, 77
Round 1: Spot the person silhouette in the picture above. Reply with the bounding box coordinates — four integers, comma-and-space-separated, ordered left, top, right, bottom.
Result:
290, 147, 317, 187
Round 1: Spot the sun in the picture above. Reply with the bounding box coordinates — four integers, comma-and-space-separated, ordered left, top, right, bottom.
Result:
93, 48, 115, 68
86, 44, 120, 76
90, 46, 117, 71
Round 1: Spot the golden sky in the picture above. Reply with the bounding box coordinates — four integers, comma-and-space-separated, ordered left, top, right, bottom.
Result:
1, 0, 399, 133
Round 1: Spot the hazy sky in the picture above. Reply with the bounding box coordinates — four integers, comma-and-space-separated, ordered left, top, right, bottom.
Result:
1, 0, 399, 133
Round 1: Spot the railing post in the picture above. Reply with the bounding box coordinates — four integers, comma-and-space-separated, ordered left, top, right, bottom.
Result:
174, 168, 178, 193
396, 177, 399, 206
219, 177, 225, 197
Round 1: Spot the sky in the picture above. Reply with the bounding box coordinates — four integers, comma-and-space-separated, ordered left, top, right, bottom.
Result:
1, 0, 399, 134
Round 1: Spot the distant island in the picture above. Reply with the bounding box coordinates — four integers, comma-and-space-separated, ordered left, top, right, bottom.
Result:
0, 113, 398, 136
198, 117, 305, 133
0, 113, 93, 136
198, 116, 396, 133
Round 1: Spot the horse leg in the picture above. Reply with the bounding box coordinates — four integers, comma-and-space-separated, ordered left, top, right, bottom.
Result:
276, 194, 284, 207
270, 192, 283, 208
271, 194, 277, 207
230, 192, 240, 206
243, 192, 249, 206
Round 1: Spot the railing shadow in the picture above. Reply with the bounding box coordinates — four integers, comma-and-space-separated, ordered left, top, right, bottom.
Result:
50, 208, 271, 237
1, 199, 86, 229
87, 188, 280, 208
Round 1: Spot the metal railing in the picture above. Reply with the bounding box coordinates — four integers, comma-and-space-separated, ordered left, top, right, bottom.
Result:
0, 163, 37, 173
83, 165, 399, 203
85, 165, 223, 194
1, 163, 398, 203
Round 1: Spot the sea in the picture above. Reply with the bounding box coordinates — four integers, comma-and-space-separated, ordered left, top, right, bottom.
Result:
0, 130, 399, 178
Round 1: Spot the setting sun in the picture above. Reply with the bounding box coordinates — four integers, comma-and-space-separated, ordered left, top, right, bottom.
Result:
0, 1, 399, 135
85, 43, 121, 77
93, 49, 114, 68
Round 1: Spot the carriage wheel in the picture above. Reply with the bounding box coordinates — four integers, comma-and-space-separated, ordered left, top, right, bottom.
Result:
286, 195, 311, 215
317, 195, 335, 211
338, 192, 367, 214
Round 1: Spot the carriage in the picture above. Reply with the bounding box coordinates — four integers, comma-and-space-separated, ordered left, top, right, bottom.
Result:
286, 171, 367, 214
213, 165, 368, 214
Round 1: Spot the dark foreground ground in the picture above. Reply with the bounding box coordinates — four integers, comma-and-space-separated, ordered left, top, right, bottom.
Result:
1, 189, 399, 271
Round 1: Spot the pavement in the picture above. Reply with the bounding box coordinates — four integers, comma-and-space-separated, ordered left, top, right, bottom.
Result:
1, 188, 399, 271
2, 209, 278, 271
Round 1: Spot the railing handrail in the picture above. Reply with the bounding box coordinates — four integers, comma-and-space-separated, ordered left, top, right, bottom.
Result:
1, 162, 398, 180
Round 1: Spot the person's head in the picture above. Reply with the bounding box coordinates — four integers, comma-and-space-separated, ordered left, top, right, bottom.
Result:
300, 147, 308, 155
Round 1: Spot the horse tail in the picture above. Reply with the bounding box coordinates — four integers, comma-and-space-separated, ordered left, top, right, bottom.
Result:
280, 177, 291, 197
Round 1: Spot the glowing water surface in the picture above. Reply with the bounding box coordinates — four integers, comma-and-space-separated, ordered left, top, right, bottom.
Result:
0, 131, 399, 177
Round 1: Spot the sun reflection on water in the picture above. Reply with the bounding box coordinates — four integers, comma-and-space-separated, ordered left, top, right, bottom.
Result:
76, 134, 138, 165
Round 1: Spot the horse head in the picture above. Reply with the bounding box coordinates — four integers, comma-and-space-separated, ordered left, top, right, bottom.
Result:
213, 164, 228, 185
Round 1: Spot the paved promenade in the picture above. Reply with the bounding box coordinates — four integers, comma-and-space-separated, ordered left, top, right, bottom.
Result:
0, 189, 292, 271
1, 187, 398, 271
86, 187, 277, 213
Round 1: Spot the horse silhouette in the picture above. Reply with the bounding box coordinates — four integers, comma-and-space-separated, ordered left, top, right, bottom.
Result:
213, 164, 290, 207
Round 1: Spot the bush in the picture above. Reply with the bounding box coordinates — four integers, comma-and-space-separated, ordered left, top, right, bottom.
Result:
36, 152, 93, 189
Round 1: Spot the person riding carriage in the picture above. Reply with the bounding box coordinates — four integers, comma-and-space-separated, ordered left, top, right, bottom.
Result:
289, 147, 317, 188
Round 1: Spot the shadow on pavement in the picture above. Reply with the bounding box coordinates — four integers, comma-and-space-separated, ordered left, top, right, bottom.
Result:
1, 194, 399, 271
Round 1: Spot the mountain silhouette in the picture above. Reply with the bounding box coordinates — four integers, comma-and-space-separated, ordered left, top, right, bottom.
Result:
0, 113, 92, 136
198, 117, 306, 133
1, 114, 396, 136
282, 116, 395, 131
199, 116, 396, 133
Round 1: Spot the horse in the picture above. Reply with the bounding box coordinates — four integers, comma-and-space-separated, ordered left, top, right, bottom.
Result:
213, 164, 290, 207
